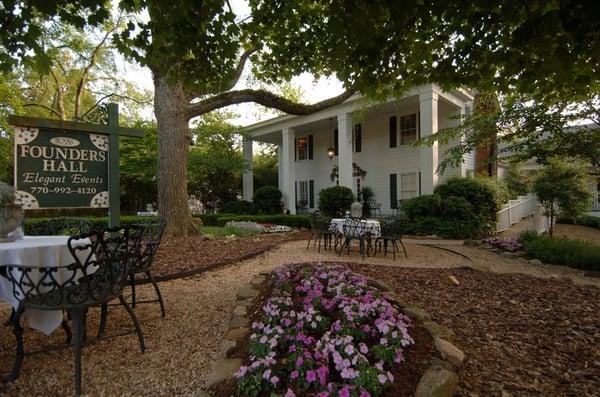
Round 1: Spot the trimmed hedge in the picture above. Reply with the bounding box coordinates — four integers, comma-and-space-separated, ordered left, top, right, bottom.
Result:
215, 215, 310, 228
557, 215, 600, 230
220, 200, 256, 215
253, 186, 283, 214
402, 177, 506, 239
523, 235, 600, 272
25, 216, 158, 236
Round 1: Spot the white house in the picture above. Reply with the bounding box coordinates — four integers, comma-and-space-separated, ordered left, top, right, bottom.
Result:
242, 84, 474, 215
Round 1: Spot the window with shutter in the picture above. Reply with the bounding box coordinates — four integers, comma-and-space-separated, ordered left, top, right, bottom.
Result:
390, 174, 397, 208
400, 173, 417, 199
389, 116, 397, 148
353, 124, 362, 153
400, 114, 417, 145
297, 137, 308, 160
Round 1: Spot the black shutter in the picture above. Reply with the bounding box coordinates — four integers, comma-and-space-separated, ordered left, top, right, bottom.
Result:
417, 111, 421, 139
295, 181, 298, 206
334, 128, 339, 155
294, 138, 297, 161
354, 124, 362, 153
390, 174, 397, 209
389, 116, 397, 148
308, 134, 314, 160
418, 172, 422, 196
309, 180, 314, 208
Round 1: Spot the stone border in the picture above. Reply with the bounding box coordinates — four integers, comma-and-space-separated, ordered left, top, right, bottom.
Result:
204, 271, 269, 392
204, 271, 465, 397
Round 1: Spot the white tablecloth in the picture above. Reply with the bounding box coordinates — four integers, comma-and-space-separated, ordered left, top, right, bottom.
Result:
0, 236, 91, 335
330, 219, 381, 238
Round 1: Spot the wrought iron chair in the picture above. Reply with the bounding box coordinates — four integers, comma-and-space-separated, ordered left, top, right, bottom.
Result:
306, 211, 336, 252
97, 220, 167, 338
338, 218, 375, 260
0, 227, 145, 395
368, 201, 382, 218
374, 217, 408, 260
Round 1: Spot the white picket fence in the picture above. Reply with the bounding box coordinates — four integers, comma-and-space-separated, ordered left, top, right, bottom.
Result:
496, 194, 549, 233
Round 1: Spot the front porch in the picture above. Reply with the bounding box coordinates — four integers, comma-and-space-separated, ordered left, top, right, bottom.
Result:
242, 84, 473, 214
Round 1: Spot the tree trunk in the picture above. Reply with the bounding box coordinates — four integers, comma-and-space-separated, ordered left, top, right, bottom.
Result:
153, 74, 195, 236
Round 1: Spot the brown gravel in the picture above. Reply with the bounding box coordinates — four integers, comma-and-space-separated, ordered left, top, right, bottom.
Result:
553, 223, 600, 245
348, 264, 600, 397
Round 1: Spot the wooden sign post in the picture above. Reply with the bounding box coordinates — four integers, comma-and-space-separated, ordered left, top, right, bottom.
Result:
9, 104, 144, 227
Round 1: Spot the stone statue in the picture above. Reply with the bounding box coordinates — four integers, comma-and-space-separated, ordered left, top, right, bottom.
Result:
0, 182, 24, 240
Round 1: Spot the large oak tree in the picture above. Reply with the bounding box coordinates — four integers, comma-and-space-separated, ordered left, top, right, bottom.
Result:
2, 0, 599, 234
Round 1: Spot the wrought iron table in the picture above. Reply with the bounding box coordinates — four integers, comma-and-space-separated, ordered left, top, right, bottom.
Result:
0, 236, 92, 335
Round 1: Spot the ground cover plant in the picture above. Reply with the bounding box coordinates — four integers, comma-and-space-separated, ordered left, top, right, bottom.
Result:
481, 236, 523, 252
235, 263, 415, 397
522, 234, 600, 272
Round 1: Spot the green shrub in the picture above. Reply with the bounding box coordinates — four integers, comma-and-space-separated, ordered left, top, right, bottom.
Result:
523, 235, 600, 271
318, 186, 354, 217
25, 216, 158, 235
200, 225, 259, 238
518, 230, 539, 244
401, 177, 507, 239
253, 186, 283, 214
215, 214, 310, 228
558, 215, 600, 230
220, 200, 256, 215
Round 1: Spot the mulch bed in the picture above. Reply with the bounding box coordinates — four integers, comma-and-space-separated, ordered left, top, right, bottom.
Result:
210, 268, 435, 397
152, 231, 308, 279
348, 264, 600, 396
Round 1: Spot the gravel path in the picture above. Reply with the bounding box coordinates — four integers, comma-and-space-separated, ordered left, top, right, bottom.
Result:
0, 239, 597, 395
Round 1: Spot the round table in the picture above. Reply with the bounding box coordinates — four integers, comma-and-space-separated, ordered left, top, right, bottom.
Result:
330, 218, 381, 238
0, 236, 91, 335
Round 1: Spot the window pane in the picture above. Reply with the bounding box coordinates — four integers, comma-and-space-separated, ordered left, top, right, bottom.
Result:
297, 137, 308, 160
400, 114, 417, 145
401, 173, 417, 199
299, 181, 308, 204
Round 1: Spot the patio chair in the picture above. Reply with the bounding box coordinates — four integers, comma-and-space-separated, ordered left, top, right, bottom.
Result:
338, 218, 375, 260
306, 211, 336, 252
1, 227, 145, 395
369, 201, 382, 218
374, 217, 408, 260
97, 220, 167, 339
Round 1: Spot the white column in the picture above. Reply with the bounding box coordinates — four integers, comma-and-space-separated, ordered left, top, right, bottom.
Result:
419, 90, 439, 195
337, 113, 354, 193
242, 137, 254, 201
281, 128, 296, 214
277, 144, 284, 191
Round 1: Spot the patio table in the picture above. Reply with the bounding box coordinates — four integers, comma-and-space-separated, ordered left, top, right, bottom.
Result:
330, 218, 381, 238
0, 236, 92, 335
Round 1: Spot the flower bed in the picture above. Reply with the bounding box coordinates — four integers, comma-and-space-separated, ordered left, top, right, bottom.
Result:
234, 264, 416, 397
481, 236, 523, 252
224, 221, 293, 234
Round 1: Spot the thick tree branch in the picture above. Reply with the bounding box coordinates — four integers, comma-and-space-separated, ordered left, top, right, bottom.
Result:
79, 93, 152, 120
24, 103, 62, 118
186, 88, 356, 120
48, 68, 65, 119
219, 48, 256, 92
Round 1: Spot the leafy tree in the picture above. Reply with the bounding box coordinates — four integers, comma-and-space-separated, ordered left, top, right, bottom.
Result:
504, 163, 531, 198
533, 158, 592, 236
253, 150, 278, 190
4, 0, 600, 235
187, 112, 247, 211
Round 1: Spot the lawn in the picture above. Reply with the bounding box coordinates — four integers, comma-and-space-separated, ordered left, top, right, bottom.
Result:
200, 225, 260, 238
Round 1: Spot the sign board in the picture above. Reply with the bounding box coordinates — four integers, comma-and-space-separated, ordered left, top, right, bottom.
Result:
13, 126, 109, 209
9, 107, 144, 227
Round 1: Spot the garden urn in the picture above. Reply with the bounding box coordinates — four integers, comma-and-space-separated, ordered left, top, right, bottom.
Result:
351, 201, 363, 218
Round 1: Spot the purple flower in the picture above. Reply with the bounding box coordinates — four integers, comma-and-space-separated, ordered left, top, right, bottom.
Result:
295, 356, 304, 367
339, 386, 351, 397
306, 370, 317, 383
290, 370, 299, 380
263, 369, 272, 380
285, 389, 296, 397
377, 374, 388, 384
270, 376, 280, 385
360, 391, 371, 397
317, 365, 328, 385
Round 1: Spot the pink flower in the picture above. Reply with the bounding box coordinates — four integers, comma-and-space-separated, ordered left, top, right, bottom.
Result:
359, 390, 371, 397
270, 376, 280, 385
263, 369, 272, 380
377, 374, 388, 384
285, 389, 296, 397
295, 356, 304, 367
290, 370, 299, 380
317, 365, 328, 385
339, 386, 351, 397
306, 370, 317, 383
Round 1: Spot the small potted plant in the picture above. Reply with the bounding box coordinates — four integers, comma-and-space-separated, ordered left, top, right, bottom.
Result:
0, 182, 24, 241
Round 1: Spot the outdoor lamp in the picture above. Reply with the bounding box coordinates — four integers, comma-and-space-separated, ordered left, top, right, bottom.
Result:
326, 144, 335, 160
